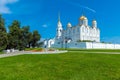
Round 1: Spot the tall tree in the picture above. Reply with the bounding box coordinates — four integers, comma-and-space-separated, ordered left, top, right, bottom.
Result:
0, 15, 8, 51
27, 32, 33, 48
8, 20, 22, 50
31, 30, 41, 48
22, 26, 33, 48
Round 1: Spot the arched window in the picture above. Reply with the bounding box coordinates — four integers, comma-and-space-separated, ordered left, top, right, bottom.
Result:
60, 29, 62, 32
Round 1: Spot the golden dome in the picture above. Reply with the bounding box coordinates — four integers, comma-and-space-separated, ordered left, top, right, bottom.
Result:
79, 16, 87, 20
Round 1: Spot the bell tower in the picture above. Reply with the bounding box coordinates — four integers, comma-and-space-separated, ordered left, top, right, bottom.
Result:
56, 13, 63, 39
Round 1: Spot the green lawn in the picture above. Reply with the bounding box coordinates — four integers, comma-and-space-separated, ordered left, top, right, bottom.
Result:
59, 48, 120, 52
0, 52, 4, 54
0, 51, 120, 80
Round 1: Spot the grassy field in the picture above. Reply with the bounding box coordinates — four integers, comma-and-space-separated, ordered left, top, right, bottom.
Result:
0, 50, 120, 80
0, 52, 4, 54
59, 48, 120, 52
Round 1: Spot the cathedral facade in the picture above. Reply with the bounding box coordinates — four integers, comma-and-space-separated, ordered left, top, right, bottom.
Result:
57, 15, 100, 42
44, 15, 120, 49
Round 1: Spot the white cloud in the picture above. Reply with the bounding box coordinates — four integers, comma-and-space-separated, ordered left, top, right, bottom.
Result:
42, 24, 48, 28
0, 0, 19, 14
64, 0, 96, 13
84, 7, 96, 13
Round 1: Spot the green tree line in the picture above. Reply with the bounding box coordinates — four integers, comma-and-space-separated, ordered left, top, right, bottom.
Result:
0, 15, 41, 51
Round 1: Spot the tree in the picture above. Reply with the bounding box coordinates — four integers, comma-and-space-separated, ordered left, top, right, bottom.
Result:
8, 21, 41, 49
0, 15, 8, 51
0, 15, 42, 51
22, 26, 33, 48
31, 30, 41, 48
37, 41, 44, 47
8, 20, 22, 50
27, 32, 33, 48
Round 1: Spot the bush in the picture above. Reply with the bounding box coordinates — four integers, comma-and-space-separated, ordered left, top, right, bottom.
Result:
25, 48, 43, 51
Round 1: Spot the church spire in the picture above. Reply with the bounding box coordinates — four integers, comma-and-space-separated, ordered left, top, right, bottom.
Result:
57, 12, 62, 27
81, 8, 85, 16
58, 12, 61, 22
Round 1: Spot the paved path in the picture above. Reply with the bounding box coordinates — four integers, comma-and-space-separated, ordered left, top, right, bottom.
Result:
0, 51, 68, 58
25, 51, 68, 54
1, 51, 120, 59
0, 52, 24, 58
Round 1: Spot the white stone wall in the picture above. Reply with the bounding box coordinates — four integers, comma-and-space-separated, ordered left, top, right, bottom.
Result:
67, 42, 120, 49
94, 43, 120, 49
67, 42, 86, 48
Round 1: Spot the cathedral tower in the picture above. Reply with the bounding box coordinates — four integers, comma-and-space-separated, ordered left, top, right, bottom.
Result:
92, 20, 97, 28
56, 13, 63, 39
79, 15, 88, 26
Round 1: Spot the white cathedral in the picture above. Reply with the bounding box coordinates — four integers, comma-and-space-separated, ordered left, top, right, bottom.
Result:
44, 15, 120, 49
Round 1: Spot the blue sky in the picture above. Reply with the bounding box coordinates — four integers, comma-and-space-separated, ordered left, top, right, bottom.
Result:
0, 0, 120, 43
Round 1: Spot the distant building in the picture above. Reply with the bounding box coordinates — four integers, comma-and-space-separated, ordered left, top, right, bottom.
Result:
44, 14, 120, 49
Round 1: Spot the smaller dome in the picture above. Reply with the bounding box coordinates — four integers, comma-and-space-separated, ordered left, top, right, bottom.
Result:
79, 16, 87, 20
92, 20, 97, 23
67, 22, 72, 27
